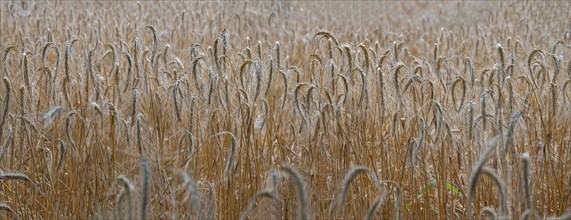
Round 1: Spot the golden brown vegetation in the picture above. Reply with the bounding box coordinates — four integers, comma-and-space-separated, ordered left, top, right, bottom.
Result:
1, 1, 571, 219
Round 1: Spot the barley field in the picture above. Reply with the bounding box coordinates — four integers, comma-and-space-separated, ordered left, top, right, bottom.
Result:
1, 1, 571, 219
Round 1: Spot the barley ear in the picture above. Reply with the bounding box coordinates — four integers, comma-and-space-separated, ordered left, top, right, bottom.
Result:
363, 196, 383, 220
180, 131, 195, 165
467, 136, 500, 220
56, 139, 65, 172
116, 175, 135, 220
392, 63, 405, 110
358, 69, 368, 108
0, 125, 11, 162
0, 202, 14, 214
451, 77, 466, 112
22, 52, 31, 89
394, 183, 402, 220
0, 172, 32, 182
480, 167, 507, 217
2, 46, 17, 77
279, 70, 288, 110
253, 61, 262, 104
479, 206, 496, 219
504, 111, 522, 153
210, 131, 238, 178
265, 55, 273, 97
497, 44, 506, 83
275, 41, 280, 71
240, 190, 281, 220
313, 31, 340, 47
279, 165, 310, 220
144, 25, 158, 64
433, 43, 438, 62
521, 153, 532, 210
359, 44, 371, 72
131, 90, 138, 124
136, 113, 144, 155
465, 57, 475, 88
173, 80, 182, 122
331, 166, 369, 215
545, 211, 571, 220
65, 111, 78, 152
0, 77, 11, 139
140, 159, 151, 220
178, 171, 201, 213
521, 209, 540, 220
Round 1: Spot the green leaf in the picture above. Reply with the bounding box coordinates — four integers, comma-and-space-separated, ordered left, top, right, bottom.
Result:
445, 182, 463, 196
